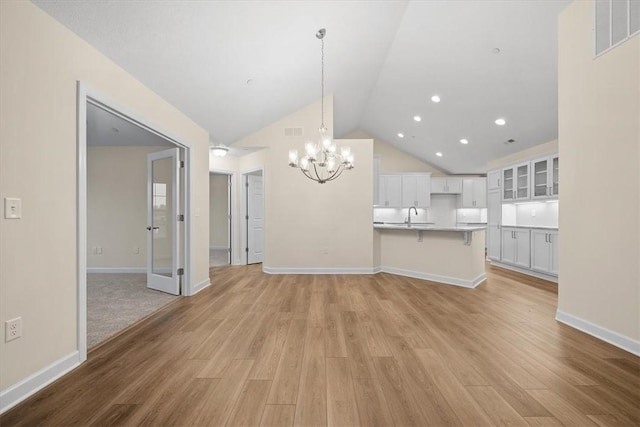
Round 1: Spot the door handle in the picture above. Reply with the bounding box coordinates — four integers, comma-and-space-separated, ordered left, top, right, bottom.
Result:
147, 226, 160, 231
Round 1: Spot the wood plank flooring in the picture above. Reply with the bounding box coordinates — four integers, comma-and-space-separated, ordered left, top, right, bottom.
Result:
2, 263, 639, 426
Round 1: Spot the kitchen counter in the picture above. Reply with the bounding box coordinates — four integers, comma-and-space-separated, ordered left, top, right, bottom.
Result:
502, 225, 558, 230
373, 225, 486, 288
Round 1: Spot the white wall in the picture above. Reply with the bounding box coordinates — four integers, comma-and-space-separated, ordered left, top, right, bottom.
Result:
209, 174, 229, 248
88, 146, 167, 269
558, 0, 639, 348
0, 1, 210, 394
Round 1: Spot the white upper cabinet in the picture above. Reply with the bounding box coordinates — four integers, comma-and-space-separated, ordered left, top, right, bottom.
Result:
402, 174, 431, 208
487, 169, 501, 191
378, 174, 402, 207
460, 178, 487, 208
430, 177, 462, 194
502, 162, 530, 202
531, 155, 559, 200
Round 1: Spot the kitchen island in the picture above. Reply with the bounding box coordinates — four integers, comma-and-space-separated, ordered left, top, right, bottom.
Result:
373, 223, 487, 288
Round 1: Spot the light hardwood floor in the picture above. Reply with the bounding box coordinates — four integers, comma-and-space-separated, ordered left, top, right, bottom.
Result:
2, 263, 639, 426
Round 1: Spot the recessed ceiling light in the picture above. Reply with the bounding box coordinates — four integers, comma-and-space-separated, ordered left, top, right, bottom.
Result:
460, 138, 469, 144
495, 118, 506, 126
492, 47, 501, 54
397, 133, 404, 138
413, 115, 421, 122
435, 152, 443, 157
431, 95, 440, 103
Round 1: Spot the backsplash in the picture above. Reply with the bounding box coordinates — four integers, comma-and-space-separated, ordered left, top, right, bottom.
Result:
373, 195, 482, 228
502, 200, 558, 227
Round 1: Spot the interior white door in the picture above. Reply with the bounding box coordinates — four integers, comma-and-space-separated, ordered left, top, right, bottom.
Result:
227, 175, 232, 264
147, 148, 180, 295
247, 174, 264, 264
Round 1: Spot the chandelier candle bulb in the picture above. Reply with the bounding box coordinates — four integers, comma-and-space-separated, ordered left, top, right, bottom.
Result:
300, 157, 310, 171
288, 149, 299, 166
305, 141, 317, 160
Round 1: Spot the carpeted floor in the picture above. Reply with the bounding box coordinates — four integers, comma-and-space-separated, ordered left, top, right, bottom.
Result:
87, 273, 179, 348
209, 248, 229, 267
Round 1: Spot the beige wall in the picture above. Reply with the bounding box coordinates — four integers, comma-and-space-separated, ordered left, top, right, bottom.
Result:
88, 146, 168, 269
558, 1, 639, 343
486, 139, 558, 170
348, 130, 447, 175
0, 2, 210, 392
232, 98, 374, 269
209, 174, 229, 248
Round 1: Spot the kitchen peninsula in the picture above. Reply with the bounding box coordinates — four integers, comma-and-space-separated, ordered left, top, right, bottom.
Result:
373, 223, 487, 288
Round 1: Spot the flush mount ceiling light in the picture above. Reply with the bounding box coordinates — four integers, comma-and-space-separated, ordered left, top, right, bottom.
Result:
413, 115, 422, 122
210, 145, 229, 157
288, 28, 354, 184
495, 118, 506, 126
436, 152, 443, 157
431, 95, 441, 103
397, 133, 404, 138
460, 138, 469, 144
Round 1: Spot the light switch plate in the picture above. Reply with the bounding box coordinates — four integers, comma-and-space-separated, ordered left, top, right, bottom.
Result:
4, 198, 22, 219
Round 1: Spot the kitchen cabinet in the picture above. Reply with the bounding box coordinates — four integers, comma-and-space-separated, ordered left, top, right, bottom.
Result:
431, 177, 462, 194
461, 178, 487, 208
530, 230, 558, 276
487, 190, 501, 261
378, 174, 402, 207
531, 155, 559, 200
502, 162, 530, 201
487, 169, 501, 191
501, 227, 530, 268
401, 174, 431, 208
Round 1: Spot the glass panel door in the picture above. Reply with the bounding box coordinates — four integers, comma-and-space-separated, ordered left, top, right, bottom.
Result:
503, 168, 514, 200
552, 157, 559, 196
533, 159, 548, 198
516, 164, 529, 199
147, 148, 180, 295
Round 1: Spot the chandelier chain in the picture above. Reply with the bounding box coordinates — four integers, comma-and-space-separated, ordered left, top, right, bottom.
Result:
320, 36, 325, 131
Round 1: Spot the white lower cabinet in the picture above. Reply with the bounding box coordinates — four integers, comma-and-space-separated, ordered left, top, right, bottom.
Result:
487, 190, 501, 261
501, 228, 530, 269
530, 230, 558, 276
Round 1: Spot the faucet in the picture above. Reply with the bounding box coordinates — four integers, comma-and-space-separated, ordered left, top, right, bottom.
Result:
407, 206, 418, 227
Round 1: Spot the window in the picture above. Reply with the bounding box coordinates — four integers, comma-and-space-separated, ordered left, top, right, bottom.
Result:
595, 0, 640, 56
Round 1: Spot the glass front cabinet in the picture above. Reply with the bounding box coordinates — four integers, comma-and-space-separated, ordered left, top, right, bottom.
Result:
502, 162, 530, 201
531, 155, 559, 200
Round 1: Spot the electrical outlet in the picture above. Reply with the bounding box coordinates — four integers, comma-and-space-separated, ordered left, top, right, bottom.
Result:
531, 210, 536, 217
133, 246, 140, 254
5, 317, 22, 342
97, 247, 103, 255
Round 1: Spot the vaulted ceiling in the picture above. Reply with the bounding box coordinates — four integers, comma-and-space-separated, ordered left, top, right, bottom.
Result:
34, 0, 571, 173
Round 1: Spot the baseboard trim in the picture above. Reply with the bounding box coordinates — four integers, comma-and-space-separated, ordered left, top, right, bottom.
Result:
87, 267, 146, 274
263, 266, 377, 275
379, 266, 486, 288
190, 278, 211, 296
555, 310, 640, 357
0, 351, 81, 415
490, 261, 558, 283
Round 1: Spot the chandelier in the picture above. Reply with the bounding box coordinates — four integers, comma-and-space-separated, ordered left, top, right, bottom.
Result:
288, 28, 354, 184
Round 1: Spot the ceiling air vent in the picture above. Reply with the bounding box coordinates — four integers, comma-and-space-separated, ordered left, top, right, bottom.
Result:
595, 0, 639, 56
504, 139, 515, 145
284, 127, 303, 137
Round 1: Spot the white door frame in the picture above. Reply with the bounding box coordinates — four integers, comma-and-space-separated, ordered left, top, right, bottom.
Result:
77, 81, 194, 362
209, 169, 236, 265
241, 168, 264, 265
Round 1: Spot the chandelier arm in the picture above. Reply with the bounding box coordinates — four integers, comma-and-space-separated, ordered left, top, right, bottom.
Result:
324, 165, 346, 182
312, 162, 323, 182
301, 168, 316, 182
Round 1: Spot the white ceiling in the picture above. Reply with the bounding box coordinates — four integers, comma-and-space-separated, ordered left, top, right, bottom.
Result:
34, 0, 570, 173
87, 102, 173, 147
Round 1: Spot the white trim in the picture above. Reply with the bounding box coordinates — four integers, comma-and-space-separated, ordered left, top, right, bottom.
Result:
263, 266, 377, 275
77, 81, 195, 362
209, 245, 228, 250
490, 261, 558, 283
87, 267, 146, 274
189, 278, 211, 296
0, 352, 80, 415
379, 266, 486, 288
556, 310, 640, 357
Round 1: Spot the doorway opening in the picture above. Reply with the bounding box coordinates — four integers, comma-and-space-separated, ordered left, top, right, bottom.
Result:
78, 83, 192, 360
209, 172, 232, 268
242, 170, 264, 265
